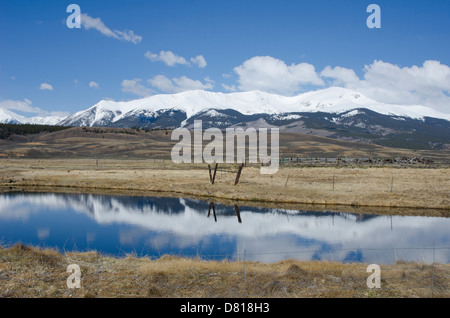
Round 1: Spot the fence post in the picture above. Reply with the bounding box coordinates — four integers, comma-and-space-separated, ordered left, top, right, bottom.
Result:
235, 163, 243, 185
284, 173, 290, 188
390, 175, 394, 193
96, 250, 100, 298
234, 204, 242, 223
208, 165, 213, 184
212, 163, 218, 184
244, 249, 247, 298
431, 243, 435, 298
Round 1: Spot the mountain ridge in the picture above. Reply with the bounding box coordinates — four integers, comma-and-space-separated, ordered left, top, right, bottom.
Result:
58, 87, 450, 128
1, 87, 449, 150
0, 107, 65, 126
2, 87, 450, 127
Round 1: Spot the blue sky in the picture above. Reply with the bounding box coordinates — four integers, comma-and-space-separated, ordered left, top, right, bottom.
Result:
1, 0, 450, 116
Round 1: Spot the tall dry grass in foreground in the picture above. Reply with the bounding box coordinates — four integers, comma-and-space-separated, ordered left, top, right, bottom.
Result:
0, 244, 448, 298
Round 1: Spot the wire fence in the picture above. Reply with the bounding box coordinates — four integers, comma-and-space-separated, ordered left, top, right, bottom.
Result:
277, 156, 440, 165
1, 245, 448, 298
60, 156, 450, 167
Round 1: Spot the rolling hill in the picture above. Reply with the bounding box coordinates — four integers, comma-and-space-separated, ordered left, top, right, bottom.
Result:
1, 87, 449, 151
1, 126, 449, 162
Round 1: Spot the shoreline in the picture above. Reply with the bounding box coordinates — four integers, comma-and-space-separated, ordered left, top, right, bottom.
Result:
0, 243, 448, 298
1, 159, 449, 298
2, 184, 450, 218
0, 158, 449, 216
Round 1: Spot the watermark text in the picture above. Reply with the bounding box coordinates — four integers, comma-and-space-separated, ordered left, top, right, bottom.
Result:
171, 120, 279, 174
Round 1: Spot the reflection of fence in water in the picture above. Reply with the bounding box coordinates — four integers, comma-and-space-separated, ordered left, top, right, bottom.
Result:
207, 202, 242, 223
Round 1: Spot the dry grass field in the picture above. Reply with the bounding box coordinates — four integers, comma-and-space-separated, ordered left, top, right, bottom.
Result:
1, 128, 449, 299
0, 158, 449, 213
0, 243, 448, 298
1, 127, 450, 160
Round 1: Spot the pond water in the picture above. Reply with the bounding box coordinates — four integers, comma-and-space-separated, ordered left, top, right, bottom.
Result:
0, 192, 448, 264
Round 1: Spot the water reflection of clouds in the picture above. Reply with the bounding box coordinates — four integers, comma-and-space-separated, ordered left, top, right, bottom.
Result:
86, 232, 95, 244
0, 194, 448, 264
37, 227, 50, 240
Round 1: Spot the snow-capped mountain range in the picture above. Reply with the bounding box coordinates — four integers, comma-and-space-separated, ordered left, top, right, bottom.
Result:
1, 87, 449, 127
2, 87, 449, 149
0, 107, 65, 126
58, 87, 450, 127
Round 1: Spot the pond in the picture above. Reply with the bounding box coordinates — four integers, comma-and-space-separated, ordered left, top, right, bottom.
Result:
0, 192, 448, 264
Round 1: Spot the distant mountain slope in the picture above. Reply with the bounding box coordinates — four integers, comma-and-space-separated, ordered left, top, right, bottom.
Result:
56, 87, 450, 150
0, 108, 66, 126
1, 126, 448, 161
58, 87, 450, 129
2, 87, 449, 150
0, 108, 28, 124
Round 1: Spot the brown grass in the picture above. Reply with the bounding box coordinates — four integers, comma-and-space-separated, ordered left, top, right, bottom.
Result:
0, 244, 448, 298
0, 158, 449, 213
2, 128, 449, 161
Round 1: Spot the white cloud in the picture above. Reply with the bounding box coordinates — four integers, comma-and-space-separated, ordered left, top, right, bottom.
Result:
145, 51, 189, 67
222, 83, 238, 92
47, 111, 71, 117
321, 60, 450, 113
80, 13, 142, 44
121, 75, 213, 97
39, 83, 53, 91
233, 56, 324, 95
148, 75, 213, 93
89, 81, 100, 89
145, 51, 207, 68
121, 79, 153, 97
0, 99, 43, 114
320, 66, 360, 86
113, 29, 142, 44
121, 55, 450, 114
191, 55, 207, 68
224, 56, 450, 113
147, 75, 174, 92
0, 99, 69, 117
173, 76, 213, 91
203, 76, 214, 85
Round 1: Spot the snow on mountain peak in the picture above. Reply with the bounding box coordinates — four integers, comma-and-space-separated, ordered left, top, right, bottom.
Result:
3, 87, 449, 127
60, 87, 450, 127
0, 107, 67, 125
0, 107, 27, 124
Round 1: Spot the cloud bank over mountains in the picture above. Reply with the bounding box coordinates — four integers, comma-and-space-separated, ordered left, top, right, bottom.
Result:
70, 10, 450, 114
226, 56, 450, 114
2, 7, 449, 118
320, 60, 450, 114
2, 54, 449, 117
119, 55, 450, 115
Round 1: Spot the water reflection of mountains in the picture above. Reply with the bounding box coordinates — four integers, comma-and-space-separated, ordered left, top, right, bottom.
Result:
1, 192, 448, 264
49, 193, 379, 223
